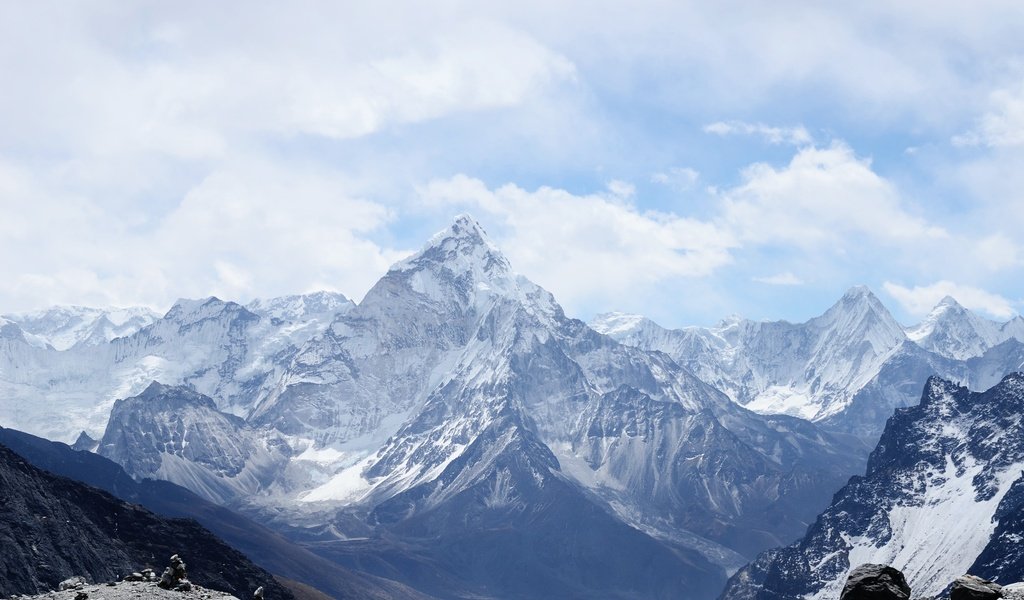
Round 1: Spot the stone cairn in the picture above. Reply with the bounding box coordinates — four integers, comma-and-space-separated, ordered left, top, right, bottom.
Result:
157, 554, 192, 592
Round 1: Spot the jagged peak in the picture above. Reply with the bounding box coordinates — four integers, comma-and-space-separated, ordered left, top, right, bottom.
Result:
396, 214, 506, 268
164, 296, 257, 323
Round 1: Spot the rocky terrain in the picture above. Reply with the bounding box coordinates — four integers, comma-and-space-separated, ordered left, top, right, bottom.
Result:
720, 374, 1024, 599
7, 580, 239, 600
0, 426, 430, 600
0, 443, 288, 599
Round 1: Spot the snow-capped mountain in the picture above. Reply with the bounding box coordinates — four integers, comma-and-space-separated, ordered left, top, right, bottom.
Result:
0, 216, 870, 599
593, 287, 908, 423
0, 291, 351, 443
2, 305, 161, 350
720, 373, 1024, 600
907, 295, 1024, 360
594, 290, 1024, 442
10, 215, 1023, 598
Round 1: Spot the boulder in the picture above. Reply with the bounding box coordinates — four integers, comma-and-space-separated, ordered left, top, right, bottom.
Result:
951, 575, 1003, 600
57, 577, 86, 591
840, 564, 911, 600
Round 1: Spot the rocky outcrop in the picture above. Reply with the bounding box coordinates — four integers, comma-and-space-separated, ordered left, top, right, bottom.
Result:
840, 564, 910, 600
0, 442, 290, 599
951, 575, 1003, 600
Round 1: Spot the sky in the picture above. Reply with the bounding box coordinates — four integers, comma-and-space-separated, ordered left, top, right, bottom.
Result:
3, 1, 1024, 327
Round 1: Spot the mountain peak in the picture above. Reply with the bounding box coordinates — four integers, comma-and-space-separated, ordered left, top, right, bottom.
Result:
392, 214, 510, 278
840, 285, 874, 301
936, 295, 962, 309
428, 213, 494, 249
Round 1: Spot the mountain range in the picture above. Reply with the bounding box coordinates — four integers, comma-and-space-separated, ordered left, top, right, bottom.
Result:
3, 215, 1024, 599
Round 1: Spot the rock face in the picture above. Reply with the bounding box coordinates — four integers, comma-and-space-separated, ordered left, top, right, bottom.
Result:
951, 575, 1003, 600
0, 442, 290, 599
839, 564, 910, 600
720, 374, 1024, 600
97, 382, 289, 504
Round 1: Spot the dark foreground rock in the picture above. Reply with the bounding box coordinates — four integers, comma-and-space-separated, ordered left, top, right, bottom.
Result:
0, 443, 289, 599
951, 575, 1004, 600
840, 563, 911, 600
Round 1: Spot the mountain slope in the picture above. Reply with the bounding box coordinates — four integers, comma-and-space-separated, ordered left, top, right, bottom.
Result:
0, 442, 291, 599
720, 373, 1024, 600
0, 426, 430, 600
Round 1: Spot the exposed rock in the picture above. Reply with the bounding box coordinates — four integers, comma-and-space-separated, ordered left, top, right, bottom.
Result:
253, 586, 264, 600
839, 563, 911, 600
58, 577, 86, 591
158, 554, 191, 591
10, 580, 239, 600
56, 573, 85, 589
0, 442, 292, 599
951, 575, 1003, 600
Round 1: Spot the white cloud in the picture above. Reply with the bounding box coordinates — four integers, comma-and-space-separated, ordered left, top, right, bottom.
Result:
0, 156, 405, 311
719, 142, 947, 248
417, 175, 736, 312
651, 167, 700, 190
953, 82, 1024, 147
883, 280, 1017, 319
753, 272, 804, 286
704, 121, 812, 146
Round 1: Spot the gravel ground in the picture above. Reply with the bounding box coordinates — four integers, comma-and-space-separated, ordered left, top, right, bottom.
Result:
6, 581, 239, 600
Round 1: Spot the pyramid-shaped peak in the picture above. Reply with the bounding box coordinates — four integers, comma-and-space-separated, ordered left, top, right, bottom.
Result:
824, 286, 889, 317
428, 214, 494, 247
841, 285, 875, 301
934, 295, 965, 310
393, 214, 509, 274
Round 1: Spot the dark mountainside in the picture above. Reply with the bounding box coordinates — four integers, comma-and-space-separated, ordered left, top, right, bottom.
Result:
0, 426, 431, 600
0, 442, 289, 599
720, 373, 1024, 600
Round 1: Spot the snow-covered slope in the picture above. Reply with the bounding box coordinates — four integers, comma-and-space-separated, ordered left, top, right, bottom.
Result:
907, 296, 1024, 360
3, 305, 161, 350
720, 373, 1024, 600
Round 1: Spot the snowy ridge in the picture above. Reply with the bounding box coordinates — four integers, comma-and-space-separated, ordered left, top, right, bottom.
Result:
721, 373, 1024, 600
3, 305, 161, 350
593, 286, 908, 423
908, 295, 1024, 360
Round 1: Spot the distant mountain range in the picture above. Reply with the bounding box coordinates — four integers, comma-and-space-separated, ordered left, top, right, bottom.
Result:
3, 215, 1024, 599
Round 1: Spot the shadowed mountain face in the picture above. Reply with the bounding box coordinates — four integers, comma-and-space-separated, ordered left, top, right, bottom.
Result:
0, 442, 291, 600
720, 373, 1024, 600
0, 426, 430, 600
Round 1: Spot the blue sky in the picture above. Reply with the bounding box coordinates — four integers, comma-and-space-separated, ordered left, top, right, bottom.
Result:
2, 1, 1024, 327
